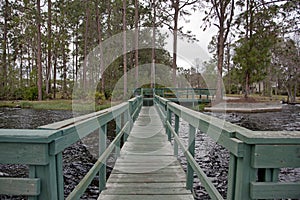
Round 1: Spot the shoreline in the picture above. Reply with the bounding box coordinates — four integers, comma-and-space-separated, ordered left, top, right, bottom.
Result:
0, 100, 114, 112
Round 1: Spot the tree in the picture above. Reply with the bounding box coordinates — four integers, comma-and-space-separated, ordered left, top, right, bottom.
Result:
95, 0, 105, 93
202, 0, 235, 101
1, 0, 9, 98
134, 0, 139, 88
36, 0, 43, 100
272, 38, 299, 103
46, 0, 52, 96
0, 0, 176, 100
169, 0, 198, 87
123, 0, 127, 98
83, 0, 90, 91
233, 0, 279, 98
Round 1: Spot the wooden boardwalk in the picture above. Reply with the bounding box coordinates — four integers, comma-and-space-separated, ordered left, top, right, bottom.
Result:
98, 106, 194, 200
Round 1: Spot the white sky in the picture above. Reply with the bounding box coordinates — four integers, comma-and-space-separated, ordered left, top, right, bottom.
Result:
177, 11, 218, 68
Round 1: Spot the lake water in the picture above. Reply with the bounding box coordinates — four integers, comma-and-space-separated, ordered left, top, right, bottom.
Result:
0, 104, 299, 199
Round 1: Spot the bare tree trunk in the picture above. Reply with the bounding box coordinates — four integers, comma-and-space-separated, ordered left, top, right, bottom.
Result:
216, 32, 224, 102
212, 0, 235, 101
226, 42, 231, 94
244, 0, 253, 99
123, 0, 127, 98
75, 26, 79, 83
1, 0, 8, 92
107, 0, 112, 37
172, 0, 179, 87
151, 0, 156, 88
63, 45, 67, 99
96, 0, 105, 93
53, 55, 57, 99
37, 0, 43, 101
83, 0, 90, 90
46, 0, 52, 96
135, 0, 139, 89
20, 47, 23, 88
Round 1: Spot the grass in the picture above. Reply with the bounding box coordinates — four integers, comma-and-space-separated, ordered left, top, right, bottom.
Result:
0, 99, 115, 111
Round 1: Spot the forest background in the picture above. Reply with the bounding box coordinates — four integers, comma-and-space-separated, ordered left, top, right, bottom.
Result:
0, 0, 299, 103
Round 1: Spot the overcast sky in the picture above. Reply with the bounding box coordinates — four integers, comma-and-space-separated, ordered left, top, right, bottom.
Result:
176, 11, 218, 69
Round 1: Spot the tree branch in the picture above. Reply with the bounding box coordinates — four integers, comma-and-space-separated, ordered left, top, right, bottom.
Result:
179, 0, 198, 10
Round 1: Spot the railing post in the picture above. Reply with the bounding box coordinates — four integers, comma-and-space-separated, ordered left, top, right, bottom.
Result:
29, 155, 58, 200
115, 115, 121, 157
227, 153, 237, 199
174, 114, 179, 157
186, 124, 195, 191
55, 153, 64, 200
166, 106, 172, 142
123, 109, 129, 143
99, 124, 107, 192
128, 100, 134, 128
230, 143, 256, 200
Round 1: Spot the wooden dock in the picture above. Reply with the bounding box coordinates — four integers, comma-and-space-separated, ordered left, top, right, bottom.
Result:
98, 106, 194, 200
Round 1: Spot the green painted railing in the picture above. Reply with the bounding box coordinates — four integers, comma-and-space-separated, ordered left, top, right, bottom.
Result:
154, 95, 300, 200
0, 96, 143, 200
135, 87, 216, 102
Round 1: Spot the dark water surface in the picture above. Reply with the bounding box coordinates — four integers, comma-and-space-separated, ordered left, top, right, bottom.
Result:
177, 104, 300, 199
0, 107, 76, 129
0, 105, 299, 199
0, 108, 115, 199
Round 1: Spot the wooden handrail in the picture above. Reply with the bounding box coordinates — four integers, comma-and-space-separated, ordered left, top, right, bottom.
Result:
154, 95, 300, 200
0, 96, 143, 199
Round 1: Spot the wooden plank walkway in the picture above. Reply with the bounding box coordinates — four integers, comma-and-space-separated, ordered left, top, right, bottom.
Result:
98, 106, 194, 200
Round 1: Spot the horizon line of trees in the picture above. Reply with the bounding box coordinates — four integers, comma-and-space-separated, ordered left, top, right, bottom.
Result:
0, 0, 299, 103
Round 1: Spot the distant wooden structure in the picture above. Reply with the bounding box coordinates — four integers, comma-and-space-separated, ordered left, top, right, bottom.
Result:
134, 88, 216, 106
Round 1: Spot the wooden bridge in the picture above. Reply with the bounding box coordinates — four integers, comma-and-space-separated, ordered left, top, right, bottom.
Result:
0, 93, 300, 199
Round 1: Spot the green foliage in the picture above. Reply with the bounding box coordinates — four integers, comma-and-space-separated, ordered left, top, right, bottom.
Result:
24, 87, 38, 100
95, 91, 106, 104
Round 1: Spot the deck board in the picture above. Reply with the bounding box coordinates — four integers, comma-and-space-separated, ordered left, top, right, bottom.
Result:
98, 106, 194, 200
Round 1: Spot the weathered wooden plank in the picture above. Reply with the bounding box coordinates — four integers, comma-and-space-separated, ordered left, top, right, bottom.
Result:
98, 106, 193, 200
105, 182, 186, 188
40, 102, 128, 130
0, 129, 60, 143
0, 178, 40, 196
250, 182, 300, 199
98, 194, 194, 200
236, 131, 300, 144
252, 145, 300, 168
112, 167, 184, 174
116, 155, 177, 162
0, 143, 49, 165
102, 187, 192, 195
107, 174, 186, 183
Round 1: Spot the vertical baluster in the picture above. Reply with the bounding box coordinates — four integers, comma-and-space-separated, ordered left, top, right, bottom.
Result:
257, 168, 279, 182
227, 153, 237, 199
174, 114, 179, 157
29, 155, 58, 200
166, 108, 172, 141
123, 109, 129, 143
186, 124, 195, 191
99, 124, 107, 192
56, 153, 64, 200
28, 166, 38, 200
234, 144, 256, 200
116, 115, 121, 157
